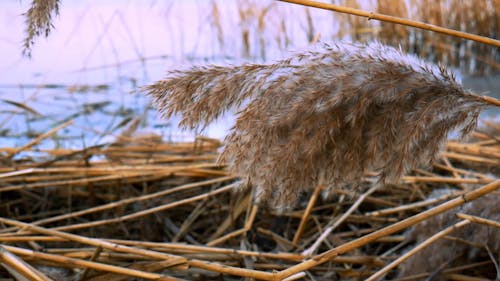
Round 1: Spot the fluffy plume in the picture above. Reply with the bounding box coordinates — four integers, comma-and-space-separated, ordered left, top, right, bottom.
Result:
145, 41, 488, 207
399, 192, 500, 280
23, 0, 60, 57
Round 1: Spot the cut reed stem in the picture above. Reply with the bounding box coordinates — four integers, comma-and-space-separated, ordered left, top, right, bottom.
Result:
302, 184, 379, 256
293, 184, 323, 245
455, 213, 500, 229
0, 245, 52, 281
3, 245, 178, 281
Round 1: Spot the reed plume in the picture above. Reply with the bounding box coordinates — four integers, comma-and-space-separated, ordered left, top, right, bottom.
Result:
145, 41, 490, 208
23, 0, 60, 57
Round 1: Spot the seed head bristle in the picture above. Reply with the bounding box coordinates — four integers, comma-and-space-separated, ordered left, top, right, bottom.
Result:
23, 0, 60, 57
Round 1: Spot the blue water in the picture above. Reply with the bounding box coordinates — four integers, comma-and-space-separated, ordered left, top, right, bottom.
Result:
0, 1, 246, 150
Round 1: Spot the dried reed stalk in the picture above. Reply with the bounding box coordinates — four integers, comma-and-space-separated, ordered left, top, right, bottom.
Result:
0, 133, 497, 279
336, 0, 372, 41
23, 0, 60, 56
408, 0, 499, 74
145, 41, 492, 207
274, 179, 500, 280
376, 0, 409, 48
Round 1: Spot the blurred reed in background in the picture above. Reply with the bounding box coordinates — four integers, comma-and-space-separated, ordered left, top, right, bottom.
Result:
214, 0, 499, 74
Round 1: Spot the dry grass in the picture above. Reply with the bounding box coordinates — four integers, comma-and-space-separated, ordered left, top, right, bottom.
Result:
145, 41, 490, 208
10, 1, 500, 280
0, 124, 498, 280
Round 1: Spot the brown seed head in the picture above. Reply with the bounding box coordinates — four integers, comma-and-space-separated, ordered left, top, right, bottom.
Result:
144, 42, 487, 208
23, 0, 60, 57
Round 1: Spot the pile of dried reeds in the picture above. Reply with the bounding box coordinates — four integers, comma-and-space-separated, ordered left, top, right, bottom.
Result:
9, 1, 500, 280
0, 124, 498, 280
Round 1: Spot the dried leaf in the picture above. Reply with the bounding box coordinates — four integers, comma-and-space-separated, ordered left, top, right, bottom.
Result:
2, 99, 43, 117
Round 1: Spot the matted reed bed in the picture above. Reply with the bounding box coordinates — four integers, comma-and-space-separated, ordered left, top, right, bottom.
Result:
6, 0, 499, 280
0, 123, 498, 280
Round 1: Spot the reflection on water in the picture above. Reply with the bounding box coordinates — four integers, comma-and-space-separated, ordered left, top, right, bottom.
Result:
0, 1, 249, 150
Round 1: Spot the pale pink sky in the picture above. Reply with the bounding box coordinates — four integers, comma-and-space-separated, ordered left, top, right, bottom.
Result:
0, 1, 323, 85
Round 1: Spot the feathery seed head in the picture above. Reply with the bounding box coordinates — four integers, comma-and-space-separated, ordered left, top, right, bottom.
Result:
144, 41, 487, 208
23, 0, 60, 57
